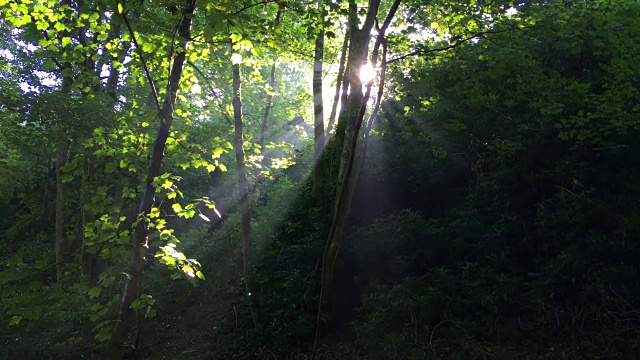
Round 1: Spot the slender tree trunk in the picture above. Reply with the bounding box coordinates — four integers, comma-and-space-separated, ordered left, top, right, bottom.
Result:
80, 155, 99, 283
326, 25, 349, 142
55, 139, 68, 284
312, 2, 325, 201
259, 7, 282, 153
353, 39, 388, 191
53, 0, 75, 286
258, 62, 277, 152
110, 1, 196, 356
232, 60, 260, 329
54, 46, 74, 284
40, 157, 52, 222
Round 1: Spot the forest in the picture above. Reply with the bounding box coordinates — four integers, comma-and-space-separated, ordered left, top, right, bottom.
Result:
1, 0, 640, 358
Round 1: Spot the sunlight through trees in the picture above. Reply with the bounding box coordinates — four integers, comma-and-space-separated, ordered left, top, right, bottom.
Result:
2, 0, 640, 358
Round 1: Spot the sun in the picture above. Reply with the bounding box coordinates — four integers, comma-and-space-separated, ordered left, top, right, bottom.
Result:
359, 62, 377, 84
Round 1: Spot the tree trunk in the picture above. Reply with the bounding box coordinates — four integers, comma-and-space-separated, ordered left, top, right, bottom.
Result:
110, 1, 196, 357
315, 4, 379, 349
39, 157, 52, 224
312, 1, 325, 201
53, 0, 75, 286
258, 7, 282, 153
55, 139, 68, 284
326, 25, 349, 142
320, 32, 367, 302
322, 0, 398, 303
232, 60, 260, 329
315, 4, 401, 352
54, 47, 75, 285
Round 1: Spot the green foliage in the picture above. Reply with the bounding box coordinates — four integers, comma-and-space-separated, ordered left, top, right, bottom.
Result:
338, 1, 640, 358
4, 0, 640, 359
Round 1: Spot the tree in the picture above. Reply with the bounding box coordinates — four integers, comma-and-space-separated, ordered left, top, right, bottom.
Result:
110, 0, 197, 356
232, 51, 260, 329
321, 0, 402, 306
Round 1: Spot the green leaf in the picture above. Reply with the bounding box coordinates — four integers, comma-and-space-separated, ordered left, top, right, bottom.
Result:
60, 174, 74, 183
172, 203, 182, 213
141, 42, 155, 53
61, 68, 74, 78
212, 147, 225, 158
54, 22, 67, 31
9, 316, 22, 326
230, 33, 243, 43
161, 178, 173, 189
42, 59, 57, 70
88, 286, 102, 299
131, 299, 141, 310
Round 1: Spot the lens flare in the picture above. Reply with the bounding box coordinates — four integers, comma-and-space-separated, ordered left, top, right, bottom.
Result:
359, 62, 376, 84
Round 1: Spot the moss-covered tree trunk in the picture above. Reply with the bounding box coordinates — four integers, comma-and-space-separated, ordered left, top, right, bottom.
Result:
321, 0, 381, 305
321, 0, 401, 306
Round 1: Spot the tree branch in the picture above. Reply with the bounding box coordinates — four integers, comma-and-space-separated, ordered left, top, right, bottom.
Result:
385, 25, 530, 64
166, 11, 185, 95
119, 1, 161, 113
186, 60, 233, 126
233, 0, 277, 15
